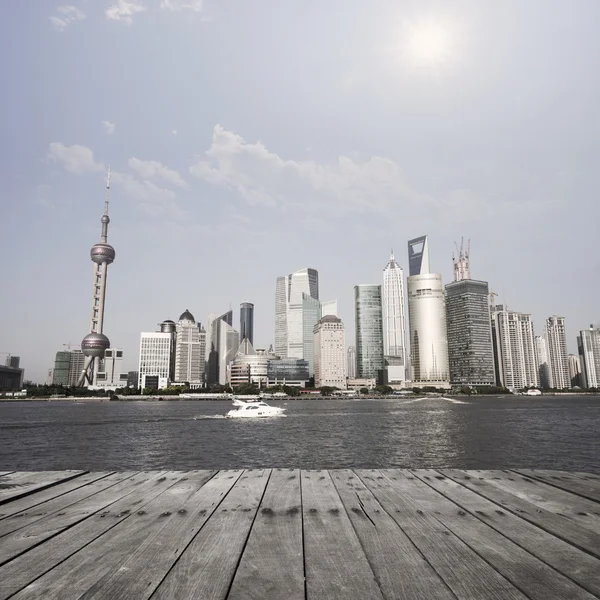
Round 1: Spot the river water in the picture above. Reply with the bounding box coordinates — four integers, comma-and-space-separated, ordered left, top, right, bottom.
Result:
0, 396, 599, 471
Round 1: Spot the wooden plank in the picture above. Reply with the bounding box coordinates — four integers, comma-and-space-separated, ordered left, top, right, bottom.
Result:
0, 471, 86, 505
0, 471, 142, 565
228, 469, 304, 600
0, 473, 14, 478
73, 470, 234, 600
383, 470, 595, 600
412, 469, 600, 598
513, 469, 600, 504
11, 471, 218, 600
440, 470, 600, 559
331, 470, 456, 600
356, 470, 528, 600
0, 471, 183, 600
151, 469, 270, 600
476, 470, 600, 530
0, 472, 117, 532
301, 470, 384, 600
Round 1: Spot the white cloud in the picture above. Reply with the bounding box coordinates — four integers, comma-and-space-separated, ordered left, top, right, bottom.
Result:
111, 171, 183, 217
172, 129, 178, 136
106, 0, 146, 23
49, 5, 85, 31
161, 0, 203, 11
190, 125, 435, 212
102, 120, 116, 135
128, 158, 190, 190
47, 143, 104, 174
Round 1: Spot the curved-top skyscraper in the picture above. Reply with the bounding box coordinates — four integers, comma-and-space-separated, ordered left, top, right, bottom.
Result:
78, 170, 115, 386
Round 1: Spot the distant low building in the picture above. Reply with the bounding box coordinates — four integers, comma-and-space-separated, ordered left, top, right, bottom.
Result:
267, 358, 310, 387
314, 315, 346, 389
0, 364, 24, 391
139, 331, 174, 390
229, 339, 275, 388
94, 348, 128, 389
347, 378, 377, 390
127, 371, 139, 388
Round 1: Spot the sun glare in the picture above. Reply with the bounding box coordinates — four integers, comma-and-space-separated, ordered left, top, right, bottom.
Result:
400, 18, 456, 71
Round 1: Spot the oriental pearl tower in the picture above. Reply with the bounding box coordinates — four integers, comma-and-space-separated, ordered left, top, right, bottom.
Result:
77, 169, 116, 387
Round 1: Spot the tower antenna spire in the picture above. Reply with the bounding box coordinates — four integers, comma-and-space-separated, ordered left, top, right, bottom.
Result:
104, 165, 111, 216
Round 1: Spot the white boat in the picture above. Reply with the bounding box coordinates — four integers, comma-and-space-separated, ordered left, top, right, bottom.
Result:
226, 397, 285, 418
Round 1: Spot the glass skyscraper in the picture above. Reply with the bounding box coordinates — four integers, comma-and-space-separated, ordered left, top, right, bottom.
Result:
240, 302, 254, 344
382, 252, 407, 383
354, 284, 384, 380
445, 279, 495, 386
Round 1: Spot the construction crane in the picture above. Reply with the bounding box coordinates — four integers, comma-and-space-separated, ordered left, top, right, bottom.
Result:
63, 343, 80, 351
489, 291, 498, 306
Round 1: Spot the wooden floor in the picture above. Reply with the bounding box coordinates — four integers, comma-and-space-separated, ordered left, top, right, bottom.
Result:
1, 470, 600, 599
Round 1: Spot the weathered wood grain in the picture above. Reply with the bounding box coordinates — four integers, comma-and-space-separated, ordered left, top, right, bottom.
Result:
152, 469, 270, 600
331, 469, 456, 600
0, 471, 142, 565
302, 470, 384, 600
11, 471, 217, 600
0, 471, 182, 600
385, 470, 596, 600
0, 472, 121, 537
0, 473, 14, 478
0, 471, 85, 505
412, 469, 600, 598
440, 470, 600, 559
513, 469, 600, 504
0, 471, 114, 521
356, 470, 528, 600
228, 469, 304, 600
79, 470, 238, 600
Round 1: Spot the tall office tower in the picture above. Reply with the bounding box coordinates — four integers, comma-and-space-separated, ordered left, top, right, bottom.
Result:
240, 302, 254, 344
138, 332, 173, 390
314, 315, 346, 388
407, 236, 450, 387
535, 335, 551, 389
174, 310, 205, 385
491, 305, 539, 390
452, 238, 471, 282
568, 354, 582, 388
207, 311, 238, 385
275, 277, 288, 357
302, 294, 322, 375
5, 356, 20, 369
382, 251, 407, 383
578, 324, 600, 389
78, 169, 116, 387
286, 268, 319, 359
347, 346, 357, 379
445, 279, 495, 387
545, 316, 570, 389
52, 349, 86, 386
354, 285, 384, 380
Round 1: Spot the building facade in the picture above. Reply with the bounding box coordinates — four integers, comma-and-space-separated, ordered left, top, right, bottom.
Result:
445, 279, 495, 386
275, 277, 289, 358
267, 358, 310, 387
0, 365, 24, 390
534, 336, 551, 389
314, 315, 346, 389
139, 332, 173, 390
347, 346, 356, 379
174, 310, 205, 385
568, 354, 582, 388
240, 302, 254, 344
491, 305, 539, 390
52, 349, 86, 387
545, 316, 570, 389
354, 284, 384, 380
229, 340, 274, 388
286, 268, 319, 360
206, 311, 235, 386
382, 252, 407, 383
95, 348, 128, 389
578, 325, 600, 389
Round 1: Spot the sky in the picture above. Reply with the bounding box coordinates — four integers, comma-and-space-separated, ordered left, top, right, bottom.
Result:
1, 0, 599, 383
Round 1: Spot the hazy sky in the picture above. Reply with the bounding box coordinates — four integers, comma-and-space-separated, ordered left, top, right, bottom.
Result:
2, 0, 599, 383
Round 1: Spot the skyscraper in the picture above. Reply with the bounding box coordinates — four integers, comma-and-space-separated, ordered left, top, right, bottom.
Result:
445, 279, 495, 387
535, 335, 551, 389
578, 324, 600, 389
52, 349, 86, 387
286, 268, 319, 359
78, 170, 116, 387
314, 315, 346, 388
407, 236, 450, 387
347, 346, 356, 379
545, 316, 570, 389
174, 310, 205, 385
491, 305, 539, 390
568, 354, 582, 388
240, 302, 254, 344
138, 332, 173, 390
275, 277, 288, 358
382, 251, 407, 383
354, 284, 384, 380
207, 311, 239, 386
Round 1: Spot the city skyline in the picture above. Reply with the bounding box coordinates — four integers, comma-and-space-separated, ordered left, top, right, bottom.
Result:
2, 2, 599, 382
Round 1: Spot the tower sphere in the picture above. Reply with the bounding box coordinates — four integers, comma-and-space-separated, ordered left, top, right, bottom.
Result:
101, 214, 110, 224
179, 309, 195, 322
81, 332, 111, 357
91, 243, 115, 264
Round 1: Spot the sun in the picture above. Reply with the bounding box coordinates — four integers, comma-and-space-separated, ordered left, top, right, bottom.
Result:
400, 18, 455, 70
